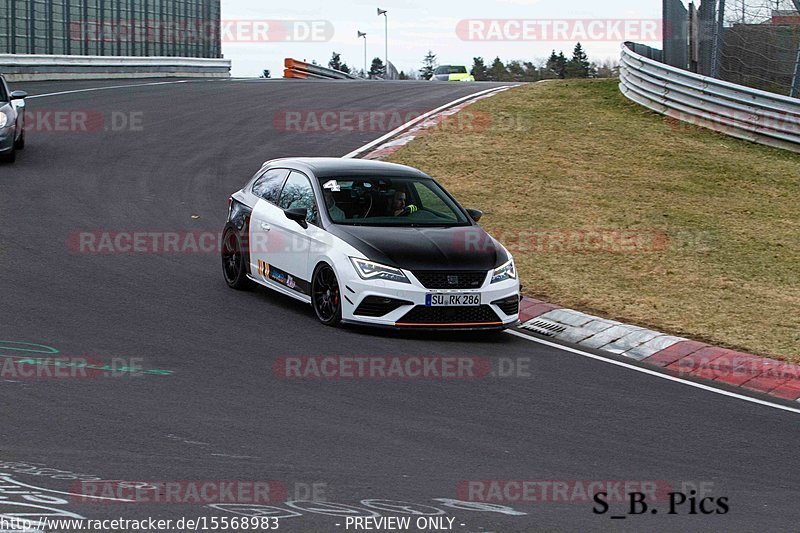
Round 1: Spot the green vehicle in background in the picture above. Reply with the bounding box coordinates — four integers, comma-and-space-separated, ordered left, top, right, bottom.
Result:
430, 65, 475, 82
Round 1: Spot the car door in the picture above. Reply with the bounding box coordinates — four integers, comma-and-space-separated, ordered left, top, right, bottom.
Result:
265, 170, 322, 296
248, 168, 289, 283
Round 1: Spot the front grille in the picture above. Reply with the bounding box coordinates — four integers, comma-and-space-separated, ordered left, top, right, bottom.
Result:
354, 296, 412, 317
492, 295, 520, 316
398, 305, 501, 325
413, 271, 487, 289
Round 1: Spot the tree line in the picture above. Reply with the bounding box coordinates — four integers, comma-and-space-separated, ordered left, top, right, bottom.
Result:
272, 43, 619, 81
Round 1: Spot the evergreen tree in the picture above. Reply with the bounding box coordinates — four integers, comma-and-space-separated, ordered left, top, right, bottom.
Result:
522, 61, 539, 82
546, 50, 568, 79
470, 57, 489, 81
419, 50, 438, 80
328, 52, 351, 74
369, 57, 385, 78
506, 60, 525, 82
565, 42, 592, 78
487, 56, 509, 81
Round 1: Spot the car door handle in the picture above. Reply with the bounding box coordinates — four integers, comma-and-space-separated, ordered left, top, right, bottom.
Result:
259, 222, 271, 231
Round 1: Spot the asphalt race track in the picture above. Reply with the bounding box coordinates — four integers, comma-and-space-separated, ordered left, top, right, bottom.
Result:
1, 78, 799, 532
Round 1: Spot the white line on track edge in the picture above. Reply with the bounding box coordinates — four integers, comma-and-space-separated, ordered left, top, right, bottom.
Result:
26, 79, 193, 99
342, 85, 514, 159
506, 330, 800, 415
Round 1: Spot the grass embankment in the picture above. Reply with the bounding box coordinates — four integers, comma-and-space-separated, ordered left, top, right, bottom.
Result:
388, 79, 800, 361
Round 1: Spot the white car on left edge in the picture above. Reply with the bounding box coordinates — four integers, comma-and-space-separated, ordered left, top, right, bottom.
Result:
221, 157, 520, 330
0, 73, 27, 164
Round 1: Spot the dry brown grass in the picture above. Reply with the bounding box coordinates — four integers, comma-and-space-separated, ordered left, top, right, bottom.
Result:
387, 79, 800, 361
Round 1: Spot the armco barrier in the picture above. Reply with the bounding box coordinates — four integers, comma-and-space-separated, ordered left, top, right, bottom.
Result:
0, 54, 231, 82
284, 58, 360, 80
620, 42, 800, 154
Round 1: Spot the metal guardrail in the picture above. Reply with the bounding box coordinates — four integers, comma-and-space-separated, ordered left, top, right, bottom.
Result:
284, 58, 360, 80
620, 42, 800, 154
0, 54, 231, 81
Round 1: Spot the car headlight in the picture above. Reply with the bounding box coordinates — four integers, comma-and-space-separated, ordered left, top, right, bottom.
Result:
491, 260, 516, 284
0, 112, 9, 129
350, 257, 410, 284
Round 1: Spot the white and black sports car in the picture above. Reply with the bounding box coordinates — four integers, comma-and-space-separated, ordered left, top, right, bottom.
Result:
221, 158, 520, 329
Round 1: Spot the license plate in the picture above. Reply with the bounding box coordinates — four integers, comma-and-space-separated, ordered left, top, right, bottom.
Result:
425, 293, 481, 307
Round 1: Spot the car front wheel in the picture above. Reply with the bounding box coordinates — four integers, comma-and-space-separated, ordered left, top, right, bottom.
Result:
0, 146, 15, 164
14, 129, 24, 150
312, 263, 342, 326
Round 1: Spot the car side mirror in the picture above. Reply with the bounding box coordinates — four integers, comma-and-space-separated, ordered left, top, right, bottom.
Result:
10, 90, 27, 100
284, 207, 308, 229
466, 208, 483, 222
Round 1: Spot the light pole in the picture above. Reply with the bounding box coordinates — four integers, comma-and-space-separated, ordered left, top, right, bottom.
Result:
358, 31, 367, 77
377, 8, 388, 77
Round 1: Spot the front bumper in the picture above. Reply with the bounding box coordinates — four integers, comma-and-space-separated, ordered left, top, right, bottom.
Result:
340, 269, 520, 330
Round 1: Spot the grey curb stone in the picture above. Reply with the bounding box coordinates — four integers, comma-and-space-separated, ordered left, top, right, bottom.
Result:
555, 327, 597, 344
603, 329, 663, 355
582, 318, 622, 334
540, 309, 595, 328
579, 324, 643, 349
623, 335, 686, 361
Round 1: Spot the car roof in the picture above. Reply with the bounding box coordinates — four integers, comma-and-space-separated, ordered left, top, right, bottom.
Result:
263, 157, 428, 177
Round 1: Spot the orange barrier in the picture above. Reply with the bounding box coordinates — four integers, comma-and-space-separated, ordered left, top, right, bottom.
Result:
283, 58, 359, 80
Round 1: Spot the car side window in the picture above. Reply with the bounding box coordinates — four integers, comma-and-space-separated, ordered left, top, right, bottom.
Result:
279, 171, 319, 226
252, 169, 289, 204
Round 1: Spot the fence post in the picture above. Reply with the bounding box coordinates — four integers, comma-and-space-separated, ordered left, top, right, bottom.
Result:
792, 0, 800, 98
711, 0, 726, 78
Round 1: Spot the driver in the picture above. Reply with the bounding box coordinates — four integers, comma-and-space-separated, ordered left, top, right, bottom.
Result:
391, 190, 418, 216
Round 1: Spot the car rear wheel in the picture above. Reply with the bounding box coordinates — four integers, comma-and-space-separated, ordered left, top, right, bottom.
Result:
221, 227, 252, 290
312, 263, 342, 326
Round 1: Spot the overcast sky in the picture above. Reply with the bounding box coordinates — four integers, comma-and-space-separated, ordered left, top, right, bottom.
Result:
220, 0, 664, 77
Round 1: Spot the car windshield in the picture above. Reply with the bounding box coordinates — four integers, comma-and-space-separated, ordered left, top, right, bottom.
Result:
0, 79, 7, 102
318, 176, 470, 227
435, 66, 467, 75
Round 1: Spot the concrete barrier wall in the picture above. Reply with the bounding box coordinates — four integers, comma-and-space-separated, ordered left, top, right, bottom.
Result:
0, 54, 231, 82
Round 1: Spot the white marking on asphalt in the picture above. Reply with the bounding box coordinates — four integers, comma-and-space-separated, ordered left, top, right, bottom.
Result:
26, 80, 194, 99
506, 330, 800, 415
342, 85, 514, 159
1, 475, 134, 502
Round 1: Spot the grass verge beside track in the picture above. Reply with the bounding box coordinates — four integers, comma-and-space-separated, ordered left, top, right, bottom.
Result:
387, 79, 800, 361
